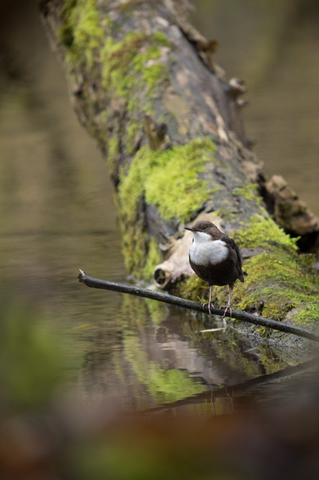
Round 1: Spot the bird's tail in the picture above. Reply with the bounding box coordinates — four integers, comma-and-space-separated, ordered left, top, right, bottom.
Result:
239, 271, 248, 283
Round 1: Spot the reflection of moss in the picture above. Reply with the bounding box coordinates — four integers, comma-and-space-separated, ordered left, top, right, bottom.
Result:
118, 138, 216, 278
144, 297, 167, 325
117, 295, 167, 331
122, 335, 206, 406
118, 295, 150, 331
189, 318, 289, 377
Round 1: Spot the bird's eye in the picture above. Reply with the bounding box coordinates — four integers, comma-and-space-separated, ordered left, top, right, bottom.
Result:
202, 225, 207, 229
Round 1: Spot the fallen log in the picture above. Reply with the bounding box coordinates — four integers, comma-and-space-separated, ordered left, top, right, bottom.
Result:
40, 0, 319, 334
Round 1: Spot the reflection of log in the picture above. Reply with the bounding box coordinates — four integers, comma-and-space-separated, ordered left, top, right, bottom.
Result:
142, 356, 319, 415
40, 0, 319, 334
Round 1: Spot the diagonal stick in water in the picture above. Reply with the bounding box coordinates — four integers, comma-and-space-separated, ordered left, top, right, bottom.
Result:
78, 269, 319, 343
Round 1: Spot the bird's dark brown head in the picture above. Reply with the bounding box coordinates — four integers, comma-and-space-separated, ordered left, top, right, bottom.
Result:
185, 220, 223, 240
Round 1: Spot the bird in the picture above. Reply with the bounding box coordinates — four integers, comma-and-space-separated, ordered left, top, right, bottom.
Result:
185, 220, 247, 325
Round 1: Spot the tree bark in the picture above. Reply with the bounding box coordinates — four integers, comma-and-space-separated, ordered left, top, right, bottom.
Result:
39, 0, 319, 333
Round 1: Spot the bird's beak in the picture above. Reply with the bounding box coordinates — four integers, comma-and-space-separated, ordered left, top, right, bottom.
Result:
184, 226, 194, 232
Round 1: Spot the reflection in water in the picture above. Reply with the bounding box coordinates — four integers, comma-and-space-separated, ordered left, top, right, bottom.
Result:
78, 296, 290, 412
0, 0, 318, 426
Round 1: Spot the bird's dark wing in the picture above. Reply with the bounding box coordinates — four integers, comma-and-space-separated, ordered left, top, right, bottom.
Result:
221, 236, 247, 278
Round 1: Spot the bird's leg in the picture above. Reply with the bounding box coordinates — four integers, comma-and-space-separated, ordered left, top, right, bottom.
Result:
200, 287, 233, 333
200, 286, 227, 333
221, 286, 233, 319
203, 285, 215, 315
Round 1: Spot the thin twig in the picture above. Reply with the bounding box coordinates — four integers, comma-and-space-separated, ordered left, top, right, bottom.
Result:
78, 270, 319, 343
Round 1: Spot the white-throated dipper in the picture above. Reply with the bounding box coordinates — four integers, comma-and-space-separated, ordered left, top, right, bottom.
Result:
185, 220, 247, 320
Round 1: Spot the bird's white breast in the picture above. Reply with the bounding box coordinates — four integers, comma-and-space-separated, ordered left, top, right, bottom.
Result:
189, 231, 228, 266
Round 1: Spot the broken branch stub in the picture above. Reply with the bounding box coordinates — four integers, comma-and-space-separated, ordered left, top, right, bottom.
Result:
153, 230, 194, 288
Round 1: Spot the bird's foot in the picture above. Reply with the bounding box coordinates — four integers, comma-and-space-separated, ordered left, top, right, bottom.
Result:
203, 302, 215, 315
221, 305, 232, 318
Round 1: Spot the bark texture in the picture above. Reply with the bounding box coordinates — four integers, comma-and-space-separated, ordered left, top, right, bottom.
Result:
39, 0, 319, 332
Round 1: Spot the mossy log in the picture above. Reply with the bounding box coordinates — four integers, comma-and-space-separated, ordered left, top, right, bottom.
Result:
39, 0, 319, 332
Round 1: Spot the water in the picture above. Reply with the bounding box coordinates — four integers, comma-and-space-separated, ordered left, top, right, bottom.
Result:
0, 0, 318, 419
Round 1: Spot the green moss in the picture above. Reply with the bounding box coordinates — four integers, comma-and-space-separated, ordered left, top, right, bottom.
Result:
101, 32, 171, 108
152, 32, 172, 47
143, 237, 162, 281
182, 275, 207, 303
295, 303, 319, 327
230, 216, 319, 325
101, 32, 148, 95
108, 136, 119, 159
232, 183, 261, 202
117, 137, 216, 278
126, 122, 138, 156
58, 0, 105, 66
121, 223, 148, 278
234, 214, 299, 251
107, 136, 120, 175
119, 138, 216, 223
143, 63, 169, 92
